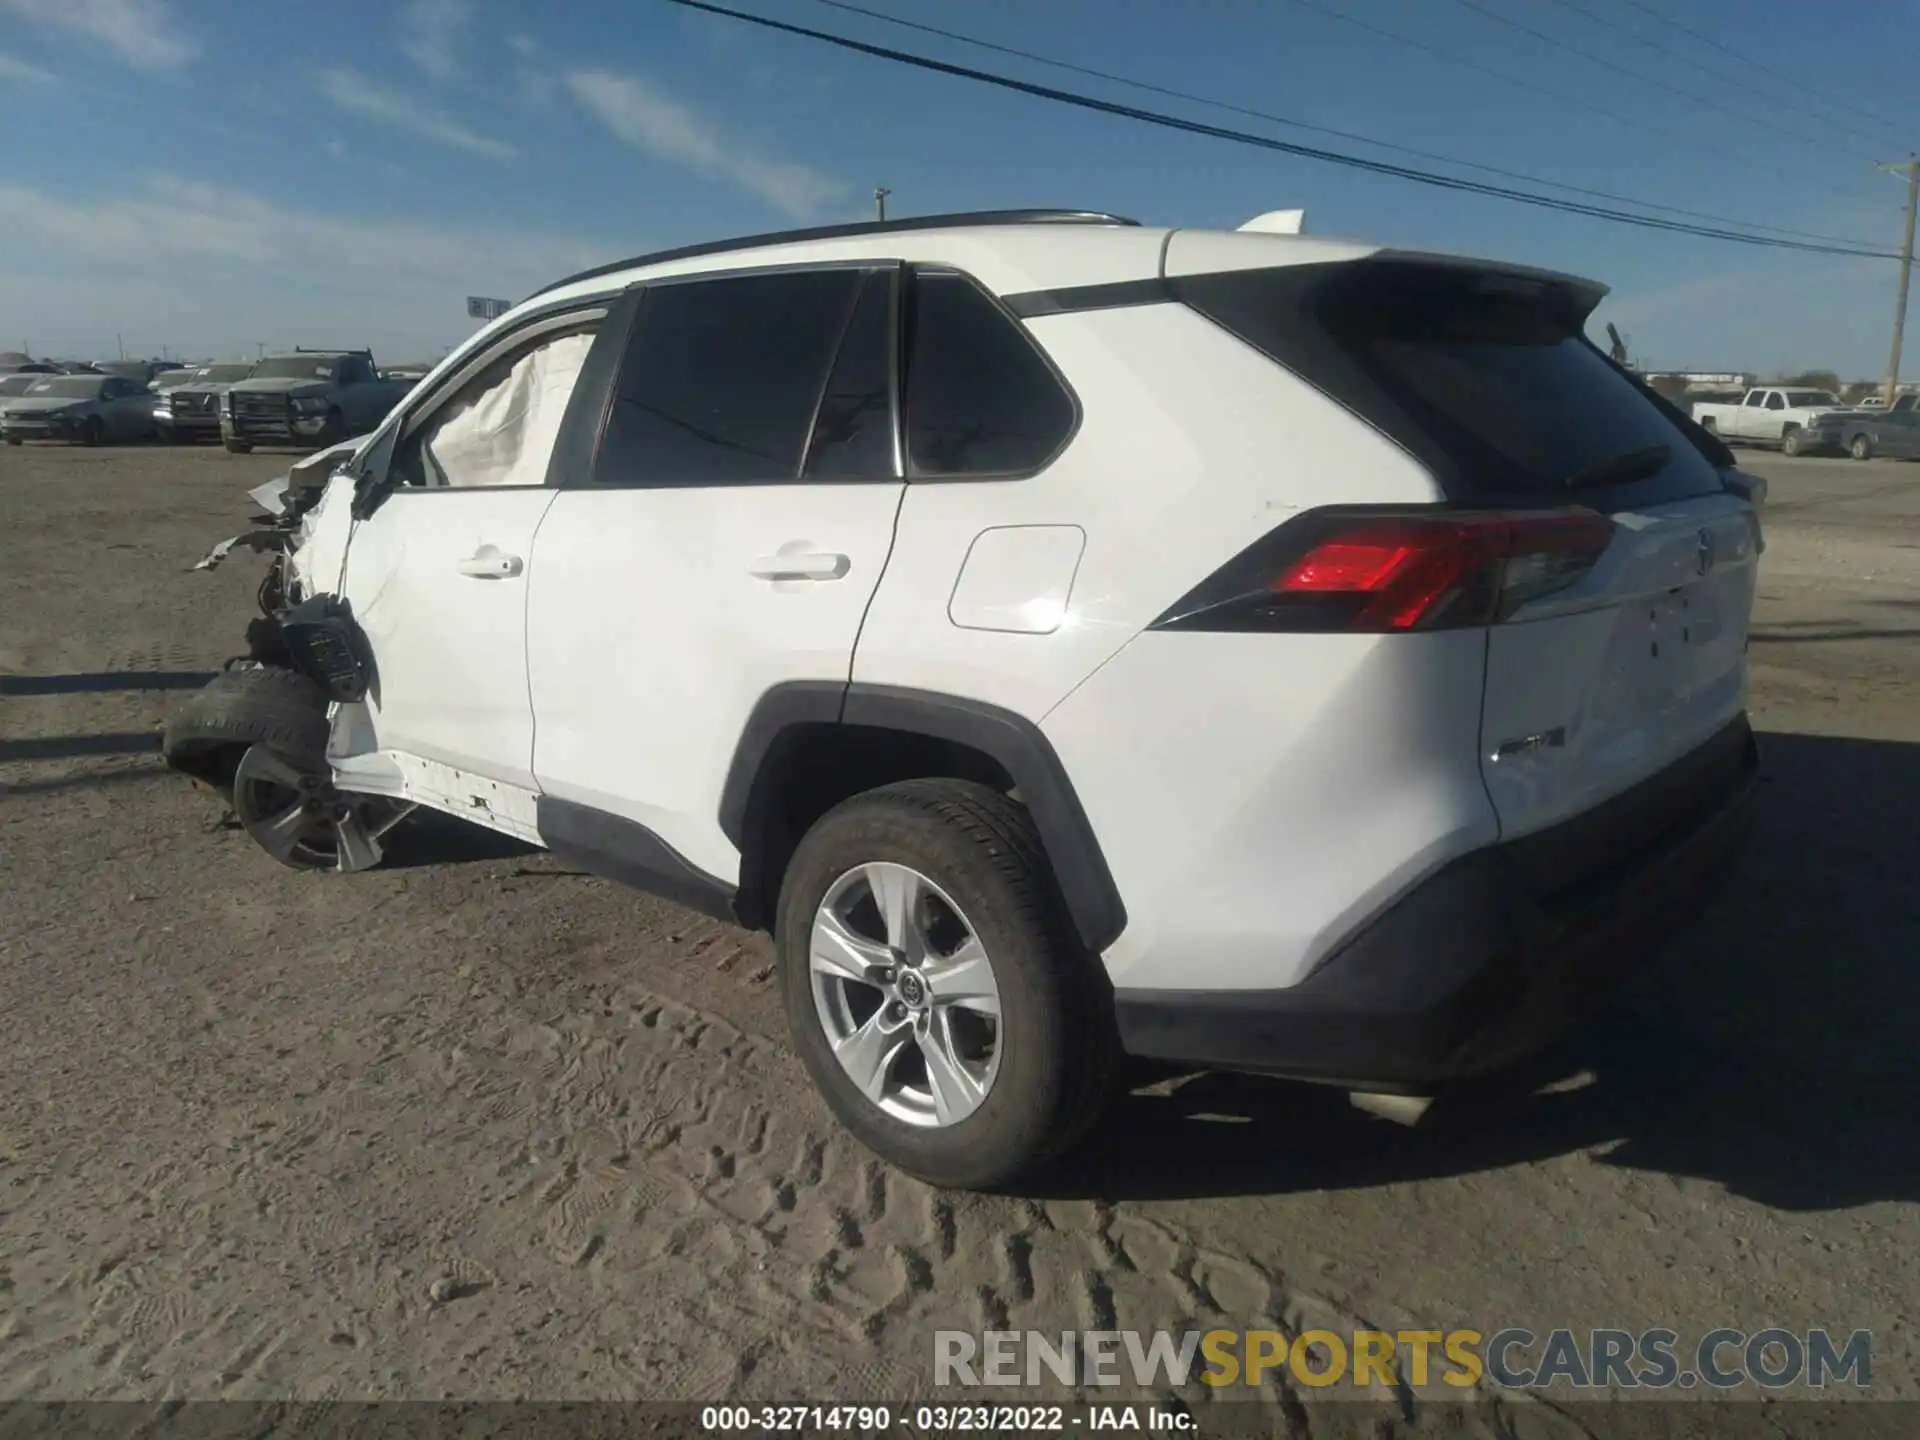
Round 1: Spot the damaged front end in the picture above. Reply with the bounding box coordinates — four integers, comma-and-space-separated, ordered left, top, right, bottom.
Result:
192, 438, 364, 669
166, 439, 411, 872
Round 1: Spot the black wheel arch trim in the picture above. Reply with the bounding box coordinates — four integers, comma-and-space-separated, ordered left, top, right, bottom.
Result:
720, 680, 1128, 953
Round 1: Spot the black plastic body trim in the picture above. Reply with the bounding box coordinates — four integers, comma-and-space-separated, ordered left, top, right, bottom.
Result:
840, 685, 1127, 952
537, 795, 739, 925
717, 681, 1127, 953
1002, 277, 1175, 318
718, 680, 849, 848
549, 288, 644, 491
528, 210, 1140, 301
1114, 716, 1759, 1089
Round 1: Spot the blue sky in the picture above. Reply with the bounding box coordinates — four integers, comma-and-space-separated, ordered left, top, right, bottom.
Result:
0, 0, 1912, 374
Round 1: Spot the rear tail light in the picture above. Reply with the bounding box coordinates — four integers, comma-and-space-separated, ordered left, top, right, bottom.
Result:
1152, 507, 1615, 633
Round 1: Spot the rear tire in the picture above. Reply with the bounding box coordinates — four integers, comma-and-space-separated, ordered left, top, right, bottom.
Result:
1698, 416, 1717, 434
775, 779, 1115, 1191
161, 666, 331, 795
1851, 434, 1873, 461
4, 437, 19, 446
224, 438, 252, 454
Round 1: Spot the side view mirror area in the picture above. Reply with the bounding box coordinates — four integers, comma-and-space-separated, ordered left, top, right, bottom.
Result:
1721, 469, 1767, 507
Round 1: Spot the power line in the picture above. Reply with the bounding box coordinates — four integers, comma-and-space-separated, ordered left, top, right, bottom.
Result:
1539, 0, 1902, 150
803, 0, 1888, 252
1278, 0, 1885, 208
1442, 0, 1883, 163
1605, 0, 1914, 140
668, 0, 1898, 260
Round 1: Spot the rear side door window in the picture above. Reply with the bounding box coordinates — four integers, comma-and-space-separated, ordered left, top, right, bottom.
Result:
595, 267, 879, 487
901, 268, 1076, 478
1765, 392, 1785, 411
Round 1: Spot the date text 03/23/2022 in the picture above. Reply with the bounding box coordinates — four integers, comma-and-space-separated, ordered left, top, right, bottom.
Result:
698, 1404, 1191, 1432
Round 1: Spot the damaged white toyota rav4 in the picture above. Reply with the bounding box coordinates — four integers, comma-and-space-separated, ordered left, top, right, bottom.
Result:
167, 208, 1765, 1189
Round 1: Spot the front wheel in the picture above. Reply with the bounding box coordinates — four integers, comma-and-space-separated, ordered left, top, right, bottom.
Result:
4, 437, 19, 446
1851, 434, 1873, 461
82, 416, 105, 447
776, 779, 1115, 1190
223, 437, 252, 454
1781, 427, 1804, 457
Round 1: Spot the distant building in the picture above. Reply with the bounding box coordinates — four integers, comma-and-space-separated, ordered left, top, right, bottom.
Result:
1640, 371, 1756, 388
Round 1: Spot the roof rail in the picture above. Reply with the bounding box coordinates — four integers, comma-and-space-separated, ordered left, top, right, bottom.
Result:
292, 346, 372, 355
529, 209, 1142, 300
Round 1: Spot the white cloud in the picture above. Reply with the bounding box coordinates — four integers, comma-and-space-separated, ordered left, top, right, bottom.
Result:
0, 49, 57, 84
398, 0, 469, 83
0, 176, 619, 357
318, 68, 515, 160
566, 69, 841, 219
0, 0, 194, 70
0, 174, 607, 287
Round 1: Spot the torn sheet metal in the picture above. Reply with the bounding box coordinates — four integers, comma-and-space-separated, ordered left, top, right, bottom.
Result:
193, 529, 290, 572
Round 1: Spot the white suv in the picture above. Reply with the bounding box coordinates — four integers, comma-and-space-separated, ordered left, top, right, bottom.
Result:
168, 208, 1764, 1189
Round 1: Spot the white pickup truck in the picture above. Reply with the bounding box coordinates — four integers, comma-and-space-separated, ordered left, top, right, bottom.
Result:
1690, 386, 1847, 456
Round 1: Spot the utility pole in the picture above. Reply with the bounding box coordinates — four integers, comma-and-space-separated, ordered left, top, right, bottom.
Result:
117, 332, 125, 361
874, 186, 891, 222
1882, 156, 1920, 407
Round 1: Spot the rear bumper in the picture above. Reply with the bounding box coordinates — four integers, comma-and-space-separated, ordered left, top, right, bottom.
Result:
1114, 716, 1760, 1090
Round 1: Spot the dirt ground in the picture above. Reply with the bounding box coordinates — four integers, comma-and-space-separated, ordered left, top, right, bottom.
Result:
0, 441, 1915, 1424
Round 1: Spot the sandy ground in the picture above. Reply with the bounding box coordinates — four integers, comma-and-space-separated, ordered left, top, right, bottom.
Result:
0, 442, 1915, 1425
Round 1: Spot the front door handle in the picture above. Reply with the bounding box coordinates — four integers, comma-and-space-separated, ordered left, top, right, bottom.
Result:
457, 549, 524, 579
748, 551, 850, 582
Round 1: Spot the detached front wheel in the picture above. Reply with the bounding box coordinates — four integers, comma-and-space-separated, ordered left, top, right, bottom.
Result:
1851, 434, 1873, 461
776, 779, 1114, 1190
1781, 427, 1805, 457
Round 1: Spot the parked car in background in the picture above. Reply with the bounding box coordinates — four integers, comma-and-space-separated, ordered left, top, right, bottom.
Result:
1690, 386, 1848, 455
0, 374, 42, 398
154, 362, 257, 443
1, 374, 158, 445
1804, 393, 1920, 459
1679, 387, 1743, 414
219, 349, 411, 453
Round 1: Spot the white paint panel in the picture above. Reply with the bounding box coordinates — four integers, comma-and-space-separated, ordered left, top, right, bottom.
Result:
335, 488, 558, 788
948, 525, 1086, 634
852, 302, 1438, 723
527, 482, 905, 882
1041, 629, 1498, 992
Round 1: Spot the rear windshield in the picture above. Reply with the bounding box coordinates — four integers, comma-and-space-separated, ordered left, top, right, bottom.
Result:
1174, 259, 1728, 509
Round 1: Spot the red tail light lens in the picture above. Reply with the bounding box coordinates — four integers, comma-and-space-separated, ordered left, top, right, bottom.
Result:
1153, 507, 1615, 633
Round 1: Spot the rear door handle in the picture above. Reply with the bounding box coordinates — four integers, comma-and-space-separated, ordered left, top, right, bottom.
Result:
748, 551, 850, 582
457, 550, 524, 579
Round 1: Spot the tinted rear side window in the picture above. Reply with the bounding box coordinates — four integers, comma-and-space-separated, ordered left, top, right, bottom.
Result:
1176, 260, 1727, 509
598, 269, 863, 486
904, 269, 1076, 478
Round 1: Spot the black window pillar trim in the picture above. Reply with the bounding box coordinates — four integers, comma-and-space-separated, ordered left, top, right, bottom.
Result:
719, 680, 1128, 954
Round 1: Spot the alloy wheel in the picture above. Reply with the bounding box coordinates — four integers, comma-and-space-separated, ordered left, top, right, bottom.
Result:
808, 861, 1003, 1128
230, 743, 411, 872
